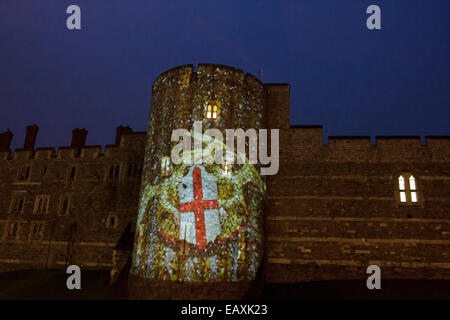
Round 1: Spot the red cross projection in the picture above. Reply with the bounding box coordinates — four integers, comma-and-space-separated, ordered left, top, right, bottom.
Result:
179, 166, 219, 250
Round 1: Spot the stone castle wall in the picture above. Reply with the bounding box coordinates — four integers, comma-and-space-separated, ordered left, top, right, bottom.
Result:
265, 120, 450, 282
0, 130, 145, 272
0, 63, 449, 289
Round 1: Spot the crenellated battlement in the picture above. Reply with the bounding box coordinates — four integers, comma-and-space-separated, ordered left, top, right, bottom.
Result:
0, 126, 146, 162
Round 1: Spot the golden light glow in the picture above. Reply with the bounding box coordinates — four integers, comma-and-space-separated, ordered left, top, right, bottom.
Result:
398, 175, 405, 190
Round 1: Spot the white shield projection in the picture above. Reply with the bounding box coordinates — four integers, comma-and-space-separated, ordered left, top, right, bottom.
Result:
178, 165, 221, 250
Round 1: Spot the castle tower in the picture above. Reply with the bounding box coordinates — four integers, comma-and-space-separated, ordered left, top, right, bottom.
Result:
129, 64, 268, 299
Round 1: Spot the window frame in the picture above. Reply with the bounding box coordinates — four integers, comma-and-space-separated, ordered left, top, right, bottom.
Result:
10, 196, 25, 214
106, 215, 118, 229
395, 173, 421, 206
67, 166, 77, 181
205, 101, 221, 120
58, 196, 71, 216
33, 195, 50, 214
29, 222, 45, 241
106, 164, 121, 180
6, 221, 20, 240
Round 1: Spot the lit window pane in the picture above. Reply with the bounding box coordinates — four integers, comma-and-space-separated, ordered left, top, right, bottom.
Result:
207, 111, 212, 119
400, 192, 406, 203
398, 176, 405, 190
212, 112, 217, 119
411, 192, 418, 203
409, 175, 416, 190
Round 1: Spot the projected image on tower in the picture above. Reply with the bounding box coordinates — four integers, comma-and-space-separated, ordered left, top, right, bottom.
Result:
132, 134, 265, 282
130, 64, 267, 284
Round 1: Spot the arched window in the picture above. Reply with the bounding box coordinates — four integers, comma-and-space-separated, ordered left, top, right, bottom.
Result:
59, 197, 70, 215
108, 165, 120, 180
207, 104, 212, 119
397, 173, 419, 205
398, 175, 406, 203
206, 102, 220, 119
409, 175, 417, 203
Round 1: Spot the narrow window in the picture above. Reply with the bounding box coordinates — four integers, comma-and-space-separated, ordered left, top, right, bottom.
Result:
397, 173, 420, 205
34, 196, 49, 214
18, 199, 24, 211
30, 222, 44, 240
127, 164, 132, 177
42, 165, 47, 176
207, 104, 212, 119
7, 222, 19, 239
60, 197, 70, 215
11, 197, 24, 213
133, 164, 138, 177
68, 166, 76, 181
109, 165, 115, 179
114, 165, 120, 178
106, 215, 118, 229
212, 105, 218, 119
398, 175, 406, 203
409, 175, 418, 203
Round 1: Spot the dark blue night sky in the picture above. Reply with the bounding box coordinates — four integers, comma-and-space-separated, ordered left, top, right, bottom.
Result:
1, 1, 449, 149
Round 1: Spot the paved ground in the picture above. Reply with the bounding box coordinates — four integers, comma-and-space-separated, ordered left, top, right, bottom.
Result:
0, 270, 449, 299
0, 270, 124, 300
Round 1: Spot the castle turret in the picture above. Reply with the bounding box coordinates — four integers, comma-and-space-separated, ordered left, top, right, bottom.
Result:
129, 64, 267, 299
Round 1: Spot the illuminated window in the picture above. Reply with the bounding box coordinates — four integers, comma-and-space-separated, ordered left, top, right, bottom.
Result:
30, 222, 44, 240
7, 222, 19, 239
206, 102, 220, 119
34, 195, 49, 214
160, 157, 172, 177
397, 174, 420, 205
398, 175, 406, 203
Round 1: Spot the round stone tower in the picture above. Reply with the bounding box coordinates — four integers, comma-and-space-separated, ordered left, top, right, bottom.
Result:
129, 64, 267, 299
